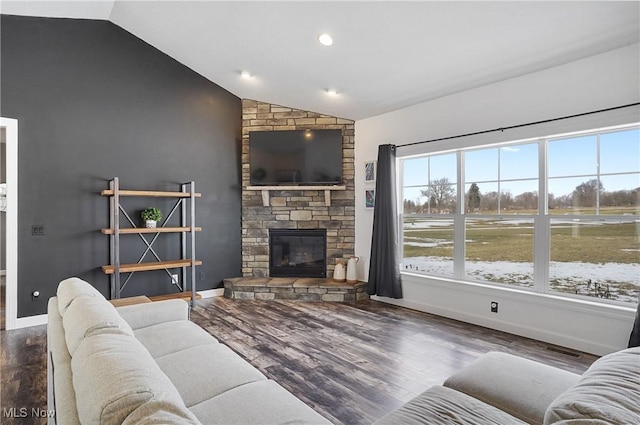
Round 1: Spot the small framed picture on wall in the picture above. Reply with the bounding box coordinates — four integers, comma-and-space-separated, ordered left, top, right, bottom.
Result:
365, 189, 375, 208
364, 161, 376, 183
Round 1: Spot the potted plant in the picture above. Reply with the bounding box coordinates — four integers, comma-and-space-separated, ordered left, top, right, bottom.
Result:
141, 207, 162, 228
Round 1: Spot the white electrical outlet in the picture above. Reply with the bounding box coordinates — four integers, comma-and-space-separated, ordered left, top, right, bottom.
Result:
171, 274, 179, 284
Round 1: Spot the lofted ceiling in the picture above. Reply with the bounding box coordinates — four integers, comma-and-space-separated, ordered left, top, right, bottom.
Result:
2, 1, 639, 120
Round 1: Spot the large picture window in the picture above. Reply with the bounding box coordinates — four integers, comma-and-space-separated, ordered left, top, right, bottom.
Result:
400, 124, 640, 306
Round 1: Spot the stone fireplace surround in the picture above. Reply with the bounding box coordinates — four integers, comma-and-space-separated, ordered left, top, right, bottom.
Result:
240, 99, 356, 280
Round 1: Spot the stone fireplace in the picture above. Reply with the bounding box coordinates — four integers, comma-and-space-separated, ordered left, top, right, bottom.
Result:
269, 229, 326, 278
241, 100, 355, 278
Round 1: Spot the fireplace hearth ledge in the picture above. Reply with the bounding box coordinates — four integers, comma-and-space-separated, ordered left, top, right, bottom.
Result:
223, 277, 369, 303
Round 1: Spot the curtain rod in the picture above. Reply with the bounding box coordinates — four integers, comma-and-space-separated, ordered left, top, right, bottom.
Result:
398, 102, 640, 148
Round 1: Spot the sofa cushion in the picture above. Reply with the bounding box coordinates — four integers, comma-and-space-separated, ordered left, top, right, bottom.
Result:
543, 347, 640, 424
57, 277, 104, 316
444, 351, 579, 424
63, 294, 134, 356
117, 299, 190, 330
121, 398, 203, 425
189, 380, 332, 425
374, 385, 528, 425
134, 320, 218, 358
47, 297, 81, 425
71, 333, 199, 425
155, 343, 266, 407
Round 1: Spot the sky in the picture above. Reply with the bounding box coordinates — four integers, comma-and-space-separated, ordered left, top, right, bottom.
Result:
402, 127, 640, 203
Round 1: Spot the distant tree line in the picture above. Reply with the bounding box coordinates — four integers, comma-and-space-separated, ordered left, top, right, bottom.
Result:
403, 178, 639, 213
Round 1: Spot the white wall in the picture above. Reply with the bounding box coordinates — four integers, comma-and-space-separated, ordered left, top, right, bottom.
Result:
354, 44, 640, 356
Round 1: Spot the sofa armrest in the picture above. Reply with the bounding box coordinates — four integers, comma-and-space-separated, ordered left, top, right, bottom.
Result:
116, 299, 189, 330
443, 352, 580, 425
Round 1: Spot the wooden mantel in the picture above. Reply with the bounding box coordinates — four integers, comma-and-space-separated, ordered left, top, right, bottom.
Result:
246, 185, 346, 207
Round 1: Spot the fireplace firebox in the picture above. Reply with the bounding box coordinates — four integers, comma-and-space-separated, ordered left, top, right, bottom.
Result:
269, 229, 326, 278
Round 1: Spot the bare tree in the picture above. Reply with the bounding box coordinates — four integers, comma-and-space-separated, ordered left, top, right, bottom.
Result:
515, 191, 538, 210
480, 191, 499, 212
500, 191, 514, 211
573, 179, 603, 208
421, 177, 456, 213
600, 188, 639, 208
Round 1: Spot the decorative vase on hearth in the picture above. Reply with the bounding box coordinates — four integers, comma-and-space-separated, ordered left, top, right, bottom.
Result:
333, 261, 346, 282
346, 256, 359, 283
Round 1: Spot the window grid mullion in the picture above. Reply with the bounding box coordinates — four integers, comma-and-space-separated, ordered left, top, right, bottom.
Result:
535, 139, 549, 293
497, 148, 501, 213
454, 151, 465, 280
596, 134, 601, 215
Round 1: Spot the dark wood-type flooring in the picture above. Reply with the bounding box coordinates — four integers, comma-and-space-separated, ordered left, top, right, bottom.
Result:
1, 324, 47, 425
190, 298, 598, 425
1, 297, 598, 425
1, 275, 6, 330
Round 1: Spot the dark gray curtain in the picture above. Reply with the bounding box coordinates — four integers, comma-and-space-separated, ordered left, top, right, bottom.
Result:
367, 144, 402, 298
629, 301, 640, 348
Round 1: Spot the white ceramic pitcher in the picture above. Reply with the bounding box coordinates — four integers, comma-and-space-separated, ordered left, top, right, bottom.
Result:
346, 256, 359, 283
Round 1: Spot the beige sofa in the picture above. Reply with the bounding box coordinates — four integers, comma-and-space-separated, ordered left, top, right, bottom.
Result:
374, 347, 640, 424
47, 277, 331, 425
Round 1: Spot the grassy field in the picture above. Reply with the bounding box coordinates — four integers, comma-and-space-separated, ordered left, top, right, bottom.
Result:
404, 208, 639, 264
403, 208, 639, 302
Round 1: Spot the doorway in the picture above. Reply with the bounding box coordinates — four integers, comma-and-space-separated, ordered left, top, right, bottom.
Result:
1, 118, 17, 330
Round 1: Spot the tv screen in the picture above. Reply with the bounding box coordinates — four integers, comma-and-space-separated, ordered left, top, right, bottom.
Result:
249, 129, 343, 185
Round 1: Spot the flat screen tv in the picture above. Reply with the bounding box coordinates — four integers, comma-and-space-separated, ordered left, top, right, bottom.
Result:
249, 129, 343, 185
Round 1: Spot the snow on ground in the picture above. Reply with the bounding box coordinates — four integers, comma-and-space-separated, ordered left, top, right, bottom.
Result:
402, 256, 639, 304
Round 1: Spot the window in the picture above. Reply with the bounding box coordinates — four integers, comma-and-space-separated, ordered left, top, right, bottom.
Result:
400, 124, 640, 305
402, 154, 457, 276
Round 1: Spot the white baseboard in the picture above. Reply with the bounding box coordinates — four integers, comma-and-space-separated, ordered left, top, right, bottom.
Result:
198, 288, 224, 298
14, 313, 47, 329
372, 295, 624, 356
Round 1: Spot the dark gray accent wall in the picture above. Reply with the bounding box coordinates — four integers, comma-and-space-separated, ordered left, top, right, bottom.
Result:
1, 15, 242, 317
1, 137, 5, 272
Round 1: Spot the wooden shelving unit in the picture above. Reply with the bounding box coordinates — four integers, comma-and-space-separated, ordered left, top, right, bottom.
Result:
101, 177, 202, 305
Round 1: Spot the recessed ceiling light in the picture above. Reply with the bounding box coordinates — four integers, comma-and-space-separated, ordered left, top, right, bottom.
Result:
326, 89, 339, 96
240, 70, 253, 79
318, 33, 333, 47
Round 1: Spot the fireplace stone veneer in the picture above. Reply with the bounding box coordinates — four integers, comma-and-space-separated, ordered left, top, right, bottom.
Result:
223, 277, 369, 303
241, 100, 356, 278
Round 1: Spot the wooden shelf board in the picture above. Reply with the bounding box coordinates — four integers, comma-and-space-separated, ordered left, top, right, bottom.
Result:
102, 259, 202, 274
101, 189, 201, 198
101, 227, 202, 235
109, 296, 152, 307
148, 292, 202, 302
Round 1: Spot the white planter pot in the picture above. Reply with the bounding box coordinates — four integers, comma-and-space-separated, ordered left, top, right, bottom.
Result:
145, 220, 157, 228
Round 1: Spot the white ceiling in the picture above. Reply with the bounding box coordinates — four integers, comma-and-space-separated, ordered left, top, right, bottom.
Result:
2, 1, 639, 120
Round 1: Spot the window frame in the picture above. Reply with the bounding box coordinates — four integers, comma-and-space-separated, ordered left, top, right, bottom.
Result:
399, 123, 640, 306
